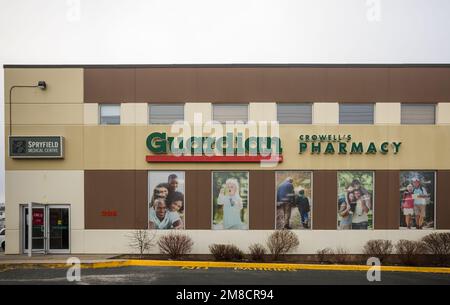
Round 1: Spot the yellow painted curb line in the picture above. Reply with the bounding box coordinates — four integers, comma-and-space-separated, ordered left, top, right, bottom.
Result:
121, 260, 450, 274
5, 260, 448, 274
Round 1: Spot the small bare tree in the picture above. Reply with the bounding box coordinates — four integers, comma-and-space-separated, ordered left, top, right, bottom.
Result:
266, 230, 299, 261
128, 230, 156, 258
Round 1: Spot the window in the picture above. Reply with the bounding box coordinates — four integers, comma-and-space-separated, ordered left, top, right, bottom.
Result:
149, 104, 184, 124
212, 104, 248, 123
401, 104, 435, 124
99, 104, 120, 125
277, 103, 312, 124
339, 103, 374, 124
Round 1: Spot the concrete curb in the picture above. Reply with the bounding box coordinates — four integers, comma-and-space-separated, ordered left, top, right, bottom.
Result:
1, 259, 450, 274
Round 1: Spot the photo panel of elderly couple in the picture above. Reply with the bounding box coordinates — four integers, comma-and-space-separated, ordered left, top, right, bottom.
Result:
275, 171, 312, 230
337, 171, 374, 230
148, 171, 185, 230
400, 171, 435, 230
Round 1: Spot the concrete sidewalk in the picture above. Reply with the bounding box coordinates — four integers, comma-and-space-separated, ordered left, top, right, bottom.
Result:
0, 253, 122, 265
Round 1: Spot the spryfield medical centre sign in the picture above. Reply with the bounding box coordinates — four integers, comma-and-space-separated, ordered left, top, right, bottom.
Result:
9, 136, 64, 159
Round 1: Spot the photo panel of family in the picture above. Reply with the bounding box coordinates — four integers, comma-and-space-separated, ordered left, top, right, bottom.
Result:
212, 171, 249, 230
337, 171, 374, 230
148, 171, 185, 229
400, 171, 435, 230
276, 171, 312, 230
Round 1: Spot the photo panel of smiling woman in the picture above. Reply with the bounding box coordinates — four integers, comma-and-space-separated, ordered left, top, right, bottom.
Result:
212, 171, 249, 230
337, 171, 374, 230
148, 171, 185, 229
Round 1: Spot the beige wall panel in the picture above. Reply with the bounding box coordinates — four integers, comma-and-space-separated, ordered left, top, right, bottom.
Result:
5, 125, 84, 170
120, 103, 136, 125
84, 103, 99, 125
70, 229, 85, 253
4, 229, 20, 254
5, 68, 83, 104
84, 126, 136, 169
79, 229, 449, 254
437, 103, 450, 124
134, 125, 450, 170
5, 170, 85, 230
135, 103, 149, 125
249, 102, 276, 121
9, 104, 83, 125
313, 103, 339, 124
120, 103, 149, 125
375, 103, 401, 124
5, 124, 450, 170
185, 103, 212, 123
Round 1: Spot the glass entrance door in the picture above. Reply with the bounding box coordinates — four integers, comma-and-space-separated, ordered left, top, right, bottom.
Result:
22, 205, 70, 254
23, 206, 46, 253
47, 206, 70, 252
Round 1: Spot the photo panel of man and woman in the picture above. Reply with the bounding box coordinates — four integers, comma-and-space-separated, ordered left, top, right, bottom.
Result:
148, 171, 185, 229
212, 171, 249, 230
337, 171, 374, 230
400, 171, 435, 230
275, 171, 312, 230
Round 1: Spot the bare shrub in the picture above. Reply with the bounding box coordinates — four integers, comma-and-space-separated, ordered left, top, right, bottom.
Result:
249, 243, 266, 262
209, 244, 228, 261
333, 247, 350, 264
209, 244, 245, 261
316, 247, 334, 264
226, 244, 245, 261
266, 230, 299, 261
363, 239, 393, 263
395, 239, 424, 266
421, 232, 450, 266
157, 232, 193, 259
128, 230, 156, 258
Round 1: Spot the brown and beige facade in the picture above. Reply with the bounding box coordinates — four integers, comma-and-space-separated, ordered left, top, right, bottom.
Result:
4, 64, 450, 255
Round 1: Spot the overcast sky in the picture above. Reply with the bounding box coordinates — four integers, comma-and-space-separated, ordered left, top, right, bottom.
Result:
1, 0, 450, 203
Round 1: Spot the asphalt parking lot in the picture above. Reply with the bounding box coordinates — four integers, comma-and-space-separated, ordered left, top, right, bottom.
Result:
0, 266, 449, 285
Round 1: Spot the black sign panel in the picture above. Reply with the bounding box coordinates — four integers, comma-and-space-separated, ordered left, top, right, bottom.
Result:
9, 136, 64, 158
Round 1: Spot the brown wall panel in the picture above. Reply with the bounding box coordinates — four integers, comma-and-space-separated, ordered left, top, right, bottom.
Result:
185, 170, 212, 229
84, 68, 135, 103
249, 171, 275, 230
84, 66, 450, 103
374, 171, 400, 229
262, 171, 276, 229
324, 68, 390, 102
389, 68, 450, 102
85, 170, 137, 229
135, 68, 197, 103
196, 68, 267, 102
312, 171, 337, 230
135, 170, 149, 229
436, 171, 450, 229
